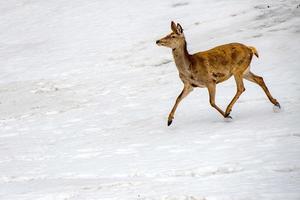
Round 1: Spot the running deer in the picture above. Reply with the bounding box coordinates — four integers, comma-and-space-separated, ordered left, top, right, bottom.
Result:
156, 21, 280, 126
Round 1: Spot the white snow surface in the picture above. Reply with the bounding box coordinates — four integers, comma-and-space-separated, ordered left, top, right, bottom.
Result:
0, 0, 300, 199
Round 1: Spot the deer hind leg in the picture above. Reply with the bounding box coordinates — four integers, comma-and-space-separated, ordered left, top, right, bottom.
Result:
168, 84, 193, 126
225, 74, 245, 117
243, 71, 280, 106
207, 82, 229, 118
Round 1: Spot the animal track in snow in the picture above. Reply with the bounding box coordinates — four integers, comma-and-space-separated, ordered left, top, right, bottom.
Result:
269, 166, 300, 173
171, 2, 189, 8
167, 165, 244, 178
160, 196, 206, 200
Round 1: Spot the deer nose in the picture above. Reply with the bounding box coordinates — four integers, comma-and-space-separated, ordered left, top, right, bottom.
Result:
156, 40, 160, 44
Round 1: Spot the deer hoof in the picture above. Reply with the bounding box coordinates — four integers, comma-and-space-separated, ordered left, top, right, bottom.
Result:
224, 112, 231, 118
167, 119, 173, 126
224, 116, 233, 122
273, 103, 281, 113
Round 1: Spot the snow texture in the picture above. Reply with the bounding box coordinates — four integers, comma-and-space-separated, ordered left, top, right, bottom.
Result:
0, 0, 300, 199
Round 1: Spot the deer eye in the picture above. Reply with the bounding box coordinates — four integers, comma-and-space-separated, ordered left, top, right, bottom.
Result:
171, 36, 176, 38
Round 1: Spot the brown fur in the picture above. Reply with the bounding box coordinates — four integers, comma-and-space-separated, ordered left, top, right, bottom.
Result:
156, 21, 280, 126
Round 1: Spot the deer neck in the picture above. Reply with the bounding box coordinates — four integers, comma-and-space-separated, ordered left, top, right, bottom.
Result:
172, 41, 191, 75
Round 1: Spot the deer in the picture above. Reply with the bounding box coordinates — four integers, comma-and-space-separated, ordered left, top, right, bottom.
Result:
156, 21, 281, 126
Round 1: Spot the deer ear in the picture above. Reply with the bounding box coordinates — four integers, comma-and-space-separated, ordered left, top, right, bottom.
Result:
177, 23, 183, 34
171, 21, 178, 33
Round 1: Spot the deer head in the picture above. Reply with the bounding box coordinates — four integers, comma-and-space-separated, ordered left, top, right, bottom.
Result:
156, 21, 185, 49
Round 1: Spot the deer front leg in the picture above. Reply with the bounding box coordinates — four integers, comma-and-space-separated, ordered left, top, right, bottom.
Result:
207, 82, 230, 118
168, 84, 193, 126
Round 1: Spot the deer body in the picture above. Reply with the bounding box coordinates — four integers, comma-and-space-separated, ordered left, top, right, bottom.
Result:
156, 21, 280, 126
174, 42, 253, 87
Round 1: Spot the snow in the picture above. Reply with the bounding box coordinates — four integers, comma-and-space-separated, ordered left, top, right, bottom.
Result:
0, 0, 300, 199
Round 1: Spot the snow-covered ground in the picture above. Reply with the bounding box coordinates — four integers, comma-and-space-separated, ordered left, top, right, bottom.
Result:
0, 0, 300, 199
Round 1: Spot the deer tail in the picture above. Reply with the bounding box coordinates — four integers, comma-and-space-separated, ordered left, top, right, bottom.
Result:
248, 46, 259, 58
